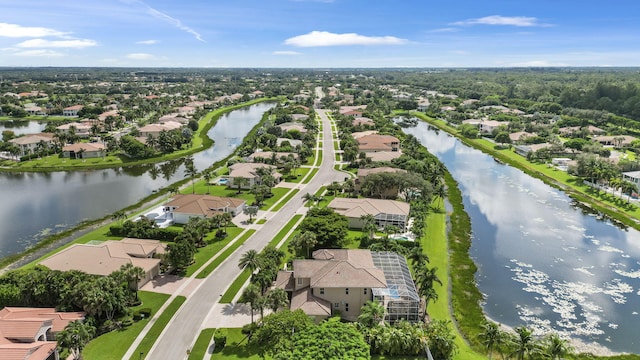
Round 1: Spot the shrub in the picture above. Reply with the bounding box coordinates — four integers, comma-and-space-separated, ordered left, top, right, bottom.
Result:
139, 308, 152, 318
213, 328, 227, 350
121, 318, 134, 327
242, 322, 258, 335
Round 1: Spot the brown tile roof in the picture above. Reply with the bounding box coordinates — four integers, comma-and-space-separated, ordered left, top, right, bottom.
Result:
229, 163, 281, 179
63, 105, 84, 111
0, 342, 56, 360
328, 198, 410, 219
290, 288, 331, 316
39, 239, 165, 276
164, 194, 245, 217
62, 142, 106, 153
274, 271, 295, 291
350, 130, 378, 139
0, 308, 84, 333
357, 166, 406, 177
8, 133, 54, 146
356, 134, 400, 152
365, 151, 403, 162
293, 249, 387, 289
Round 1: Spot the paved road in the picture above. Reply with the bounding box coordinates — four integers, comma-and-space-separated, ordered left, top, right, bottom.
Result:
145, 107, 343, 359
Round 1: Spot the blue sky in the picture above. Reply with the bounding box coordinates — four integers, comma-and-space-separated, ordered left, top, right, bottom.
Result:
1, 0, 639, 67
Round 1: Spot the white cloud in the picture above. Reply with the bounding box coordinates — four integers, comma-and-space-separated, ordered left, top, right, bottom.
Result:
13, 49, 65, 57
0, 23, 68, 38
136, 39, 159, 45
15, 38, 97, 48
147, 7, 204, 42
452, 15, 549, 27
428, 27, 459, 33
273, 50, 302, 55
284, 31, 408, 47
126, 53, 154, 60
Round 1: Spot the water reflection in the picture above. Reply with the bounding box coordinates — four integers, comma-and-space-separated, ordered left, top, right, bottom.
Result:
404, 123, 640, 354
0, 102, 275, 258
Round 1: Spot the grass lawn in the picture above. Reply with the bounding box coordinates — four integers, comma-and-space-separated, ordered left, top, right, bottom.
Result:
315, 150, 323, 166
333, 141, 339, 150
185, 227, 244, 277
83, 291, 170, 360
302, 168, 319, 184
133, 296, 187, 360
196, 229, 256, 279
283, 167, 310, 183
256, 219, 267, 224
270, 189, 299, 211
210, 328, 264, 360
304, 153, 316, 165
421, 206, 486, 360
188, 328, 215, 360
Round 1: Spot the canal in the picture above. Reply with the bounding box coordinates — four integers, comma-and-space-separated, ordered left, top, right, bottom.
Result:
0, 102, 275, 258
404, 123, 640, 354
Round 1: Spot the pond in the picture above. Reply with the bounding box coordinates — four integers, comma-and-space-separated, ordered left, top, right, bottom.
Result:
0, 119, 47, 136
404, 123, 640, 354
0, 102, 276, 259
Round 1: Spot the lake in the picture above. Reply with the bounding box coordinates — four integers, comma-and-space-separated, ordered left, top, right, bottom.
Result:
0, 102, 275, 258
404, 123, 640, 354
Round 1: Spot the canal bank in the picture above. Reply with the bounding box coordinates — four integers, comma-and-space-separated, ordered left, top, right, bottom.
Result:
0, 102, 277, 268
405, 122, 640, 356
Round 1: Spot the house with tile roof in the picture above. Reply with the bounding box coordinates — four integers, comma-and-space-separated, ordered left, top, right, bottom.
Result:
356, 167, 407, 198
62, 142, 106, 159
0, 307, 85, 360
356, 134, 400, 153
274, 249, 420, 323
138, 121, 182, 138
162, 194, 246, 224
62, 105, 83, 117
8, 133, 55, 156
328, 198, 410, 231
39, 238, 165, 287
228, 163, 281, 189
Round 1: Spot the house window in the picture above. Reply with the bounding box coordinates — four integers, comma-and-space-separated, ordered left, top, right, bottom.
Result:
320, 288, 325, 295
297, 278, 302, 285
345, 288, 349, 295
334, 303, 339, 308
345, 303, 349, 312
364, 288, 367, 295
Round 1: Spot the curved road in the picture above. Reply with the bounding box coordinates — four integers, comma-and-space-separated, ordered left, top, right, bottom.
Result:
144, 106, 343, 359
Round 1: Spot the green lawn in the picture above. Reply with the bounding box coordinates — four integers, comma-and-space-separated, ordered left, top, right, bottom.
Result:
188, 328, 216, 360
270, 189, 299, 211
422, 206, 486, 360
185, 227, 244, 277
302, 168, 319, 184
133, 296, 187, 360
83, 291, 170, 360
210, 328, 264, 360
333, 141, 339, 150
284, 167, 310, 183
196, 229, 256, 279
256, 219, 267, 224
314, 150, 323, 166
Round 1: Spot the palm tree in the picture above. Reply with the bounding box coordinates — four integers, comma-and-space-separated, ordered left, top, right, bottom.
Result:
266, 288, 289, 312
243, 205, 259, 222
360, 214, 377, 239
184, 156, 197, 194
358, 301, 386, 328
239, 283, 261, 324
233, 176, 249, 194
408, 245, 429, 267
119, 263, 145, 302
479, 322, 501, 360
238, 249, 262, 273
512, 326, 536, 360
202, 170, 212, 194
543, 333, 573, 359
111, 210, 127, 224
57, 320, 96, 360
288, 231, 317, 258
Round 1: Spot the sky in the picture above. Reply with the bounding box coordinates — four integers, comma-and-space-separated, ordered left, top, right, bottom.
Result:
1, 0, 640, 68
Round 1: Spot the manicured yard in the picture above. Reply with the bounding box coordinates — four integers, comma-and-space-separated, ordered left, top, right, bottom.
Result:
185, 226, 244, 277
256, 219, 267, 224
132, 296, 187, 360
302, 168, 318, 184
82, 291, 170, 360
210, 328, 262, 360
283, 166, 310, 183
270, 189, 299, 211
188, 328, 215, 360
185, 183, 290, 210
196, 229, 256, 279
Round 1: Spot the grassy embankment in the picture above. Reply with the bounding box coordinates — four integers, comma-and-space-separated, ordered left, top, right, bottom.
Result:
0, 98, 277, 172
412, 112, 640, 232
130, 296, 187, 360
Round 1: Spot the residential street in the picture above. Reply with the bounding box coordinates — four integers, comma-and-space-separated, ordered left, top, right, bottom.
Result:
142, 106, 343, 359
